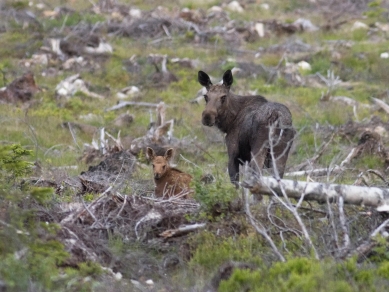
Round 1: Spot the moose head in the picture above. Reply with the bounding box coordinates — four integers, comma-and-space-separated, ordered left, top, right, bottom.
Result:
146, 147, 174, 180
198, 69, 233, 127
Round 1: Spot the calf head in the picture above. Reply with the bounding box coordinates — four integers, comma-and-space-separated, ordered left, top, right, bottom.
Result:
146, 147, 174, 180
198, 70, 233, 127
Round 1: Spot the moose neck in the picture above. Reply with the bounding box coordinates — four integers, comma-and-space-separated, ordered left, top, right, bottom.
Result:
216, 92, 246, 133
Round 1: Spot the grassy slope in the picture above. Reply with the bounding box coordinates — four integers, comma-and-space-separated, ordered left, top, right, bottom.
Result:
1, 0, 389, 290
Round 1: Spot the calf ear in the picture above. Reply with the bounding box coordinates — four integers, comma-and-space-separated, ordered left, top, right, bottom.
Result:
222, 69, 233, 88
198, 71, 212, 90
164, 148, 174, 161
146, 147, 155, 160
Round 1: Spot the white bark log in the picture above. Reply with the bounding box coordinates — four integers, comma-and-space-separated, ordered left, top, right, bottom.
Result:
242, 176, 389, 212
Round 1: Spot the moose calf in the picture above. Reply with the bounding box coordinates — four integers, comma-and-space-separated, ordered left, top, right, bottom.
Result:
146, 147, 192, 198
198, 69, 295, 184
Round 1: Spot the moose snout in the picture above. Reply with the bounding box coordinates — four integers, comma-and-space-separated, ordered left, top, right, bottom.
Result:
202, 111, 216, 127
154, 173, 162, 180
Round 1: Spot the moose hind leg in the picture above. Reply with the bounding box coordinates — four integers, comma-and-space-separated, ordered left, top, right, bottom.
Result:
250, 146, 268, 176
272, 128, 295, 178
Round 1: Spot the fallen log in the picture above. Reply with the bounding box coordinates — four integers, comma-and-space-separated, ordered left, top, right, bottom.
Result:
242, 174, 389, 212
105, 101, 161, 111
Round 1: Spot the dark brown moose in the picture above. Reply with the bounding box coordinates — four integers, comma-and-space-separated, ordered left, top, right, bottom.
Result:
146, 147, 193, 198
198, 69, 295, 184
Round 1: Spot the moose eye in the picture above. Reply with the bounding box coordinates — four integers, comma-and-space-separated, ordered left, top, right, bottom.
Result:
162, 165, 166, 170
204, 95, 209, 103
152, 164, 155, 168
221, 95, 226, 103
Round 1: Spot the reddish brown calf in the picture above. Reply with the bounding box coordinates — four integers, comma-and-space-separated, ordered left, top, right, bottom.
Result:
146, 147, 192, 198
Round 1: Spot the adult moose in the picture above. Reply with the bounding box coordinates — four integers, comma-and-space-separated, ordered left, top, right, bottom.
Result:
198, 69, 295, 185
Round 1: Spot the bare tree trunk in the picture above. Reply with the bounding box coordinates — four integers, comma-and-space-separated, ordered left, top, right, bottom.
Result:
242, 174, 389, 211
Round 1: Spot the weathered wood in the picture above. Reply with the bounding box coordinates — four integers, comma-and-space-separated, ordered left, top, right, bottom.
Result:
371, 97, 389, 115
159, 223, 206, 238
242, 175, 389, 211
106, 101, 160, 111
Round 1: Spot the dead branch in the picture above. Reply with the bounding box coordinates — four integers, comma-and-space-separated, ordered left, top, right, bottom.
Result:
327, 197, 340, 250
159, 223, 206, 238
329, 96, 371, 108
106, 101, 161, 111
243, 188, 286, 262
370, 218, 389, 238
293, 133, 335, 171
371, 97, 389, 115
342, 218, 389, 260
338, 195, 350, 250
260, 123, 320, 259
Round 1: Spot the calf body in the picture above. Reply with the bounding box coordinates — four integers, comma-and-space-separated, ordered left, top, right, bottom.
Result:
198, 69, 295, 184
146, 147, 192, 198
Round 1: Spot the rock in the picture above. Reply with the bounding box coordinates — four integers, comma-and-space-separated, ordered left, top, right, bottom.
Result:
208, 5, 223, 13
254, 22, 265, 37
297, 61, 312, 71
293, 18, 319, 32
129, 8, 142, 19
380, 52, 389, 59
84, 40, 113, 55
226, 1, 244, 13
113, 113, 134, 127
351, 21, 369, 31
0, 72, 39, 104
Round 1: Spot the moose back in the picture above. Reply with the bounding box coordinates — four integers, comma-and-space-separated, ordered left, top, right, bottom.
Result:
198, 69, 295, 184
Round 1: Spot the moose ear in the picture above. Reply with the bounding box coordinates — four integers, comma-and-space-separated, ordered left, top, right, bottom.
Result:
222, 69, 233, 88
198, 71, 212, 90
164, 148, 174, 161
146, 147, 155, 160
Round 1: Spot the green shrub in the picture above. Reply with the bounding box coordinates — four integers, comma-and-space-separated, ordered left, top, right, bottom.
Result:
0, 144, 32, 179
193, 171, 238, 219
189, 231, 263, 272
219, 257, 389, 292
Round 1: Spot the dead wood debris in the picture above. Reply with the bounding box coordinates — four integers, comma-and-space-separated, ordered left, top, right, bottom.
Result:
288, 116, 389, 175
55, 74, 104, 100
340, 130, 389, 169
57, 193, 200, 268
130, 102, 194, 156
0, 72, 39, 104
147, 54, 178, 88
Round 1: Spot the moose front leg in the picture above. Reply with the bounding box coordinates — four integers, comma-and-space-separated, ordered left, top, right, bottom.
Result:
228, 156, 240, 187
226, 137, 240, 187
